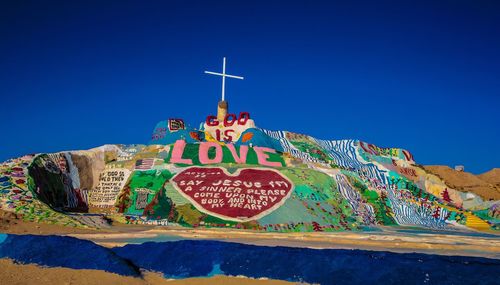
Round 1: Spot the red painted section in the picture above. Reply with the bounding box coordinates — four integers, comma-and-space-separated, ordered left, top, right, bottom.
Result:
172, 167, 293, 221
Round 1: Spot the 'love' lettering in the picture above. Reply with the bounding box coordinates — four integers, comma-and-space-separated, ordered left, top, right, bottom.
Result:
169, 140, 282, 167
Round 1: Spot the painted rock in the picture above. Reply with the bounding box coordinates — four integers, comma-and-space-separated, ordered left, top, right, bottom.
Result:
172, 167, 294, 222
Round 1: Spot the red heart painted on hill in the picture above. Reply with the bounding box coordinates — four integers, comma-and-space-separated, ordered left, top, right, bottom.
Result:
171, 167, 294, 222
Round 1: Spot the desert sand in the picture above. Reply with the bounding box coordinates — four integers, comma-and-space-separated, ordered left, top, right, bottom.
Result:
0, 259, 297, 285
2, 211, 499, 260
69, 225, 500, 259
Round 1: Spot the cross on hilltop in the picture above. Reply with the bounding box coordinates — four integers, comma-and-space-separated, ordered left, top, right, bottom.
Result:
205, 57, 244, 102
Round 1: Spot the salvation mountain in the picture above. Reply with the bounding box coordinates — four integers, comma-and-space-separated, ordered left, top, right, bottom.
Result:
1, 108, 498, 233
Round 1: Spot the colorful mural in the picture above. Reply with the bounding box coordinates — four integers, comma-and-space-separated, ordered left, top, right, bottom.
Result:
0, 114, 498, 232
0, 155, 88, 227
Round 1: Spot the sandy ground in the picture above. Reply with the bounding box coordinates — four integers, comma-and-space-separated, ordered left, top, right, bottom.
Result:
1, 212, 499, 283
2, 218, 500, 260
0, 213, 100, 235
0, 259, 297, 285
2, 212, 499, 259
68, 225, 500, 259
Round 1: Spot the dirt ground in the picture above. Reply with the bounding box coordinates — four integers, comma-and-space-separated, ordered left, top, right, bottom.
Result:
2, 209, 499, 259
478, 168, 500, 188
1, 210, 499, 284
424, 165, 500, 200
0, 259, 298, 285
0, 210, 100, 235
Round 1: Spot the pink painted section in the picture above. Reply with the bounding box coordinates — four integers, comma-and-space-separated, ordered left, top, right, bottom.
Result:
170, 140, 193, 165
169, 140, 282, 167
254, 147, 282, 167
226, 144, 249, 164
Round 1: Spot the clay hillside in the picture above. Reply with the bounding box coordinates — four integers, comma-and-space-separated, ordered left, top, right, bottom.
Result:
479, 168, 500, 188
424, 166, 500, 201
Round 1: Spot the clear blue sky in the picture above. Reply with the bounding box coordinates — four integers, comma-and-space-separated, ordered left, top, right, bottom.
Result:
1, 1, 499, 174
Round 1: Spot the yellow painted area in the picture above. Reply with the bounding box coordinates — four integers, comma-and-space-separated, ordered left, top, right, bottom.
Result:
426, 182, 445, 198
203, 131, 223, 144
203, 131, 215, 142
464, 214, 490, 230
441, 204, 491, 230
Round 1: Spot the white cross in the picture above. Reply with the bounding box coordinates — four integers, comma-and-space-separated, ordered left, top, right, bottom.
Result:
204, 57, 244, 102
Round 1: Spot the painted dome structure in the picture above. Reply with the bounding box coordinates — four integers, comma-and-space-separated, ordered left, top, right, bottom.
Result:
0, 59, 498, 232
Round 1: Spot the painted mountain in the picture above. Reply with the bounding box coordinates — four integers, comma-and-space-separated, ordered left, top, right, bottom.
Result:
1, 112, 498, 232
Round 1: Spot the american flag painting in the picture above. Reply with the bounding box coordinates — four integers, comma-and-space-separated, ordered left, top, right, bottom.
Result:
135, 158, 155, 170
